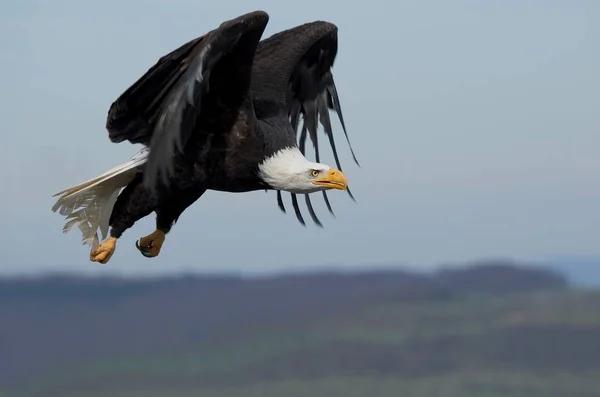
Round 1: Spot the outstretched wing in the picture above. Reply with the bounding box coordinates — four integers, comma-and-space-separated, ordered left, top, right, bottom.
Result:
253, 21, 358, 227
105, 11, 269, 191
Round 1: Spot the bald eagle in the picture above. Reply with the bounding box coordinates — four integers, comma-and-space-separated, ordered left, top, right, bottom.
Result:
51, 11, 359, 264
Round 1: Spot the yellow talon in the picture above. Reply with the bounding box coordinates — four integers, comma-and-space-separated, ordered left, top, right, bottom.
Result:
90, 237, 117, 264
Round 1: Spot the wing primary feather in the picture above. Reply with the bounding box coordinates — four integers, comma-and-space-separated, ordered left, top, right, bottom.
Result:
276, 190, 286, 213
322, 191, 335, 216
317, 91, 355, 202
304, 99, 320, 162
346, 186, 356, 202
299, 119, 308, 155
290, 100, 301, 131
186, 45, 210, 105
305, 194, 323, 227
144, 75, 192, 189
327, 81, 360, 166
318, 93, 343, 171
291, 194, 306, 226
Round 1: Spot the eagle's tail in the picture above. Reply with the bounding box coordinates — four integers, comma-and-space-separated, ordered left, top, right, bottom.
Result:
51, 147, 149, 249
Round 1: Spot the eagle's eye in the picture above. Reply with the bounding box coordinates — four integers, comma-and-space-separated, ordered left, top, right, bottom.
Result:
309, 169, 320, 178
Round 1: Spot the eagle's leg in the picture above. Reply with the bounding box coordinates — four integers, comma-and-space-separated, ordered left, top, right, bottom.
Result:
136, 187, 206, 258
90, 174, 158, 264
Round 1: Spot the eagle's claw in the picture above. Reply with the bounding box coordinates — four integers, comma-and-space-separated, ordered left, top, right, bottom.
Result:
135, 230, 166, 258
135, 240, 155, 258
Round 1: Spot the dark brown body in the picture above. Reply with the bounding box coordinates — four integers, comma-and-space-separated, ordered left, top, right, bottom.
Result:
104, 10, 356, 239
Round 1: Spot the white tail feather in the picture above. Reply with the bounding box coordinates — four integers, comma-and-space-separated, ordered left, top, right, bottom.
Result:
51, 147, 150, 249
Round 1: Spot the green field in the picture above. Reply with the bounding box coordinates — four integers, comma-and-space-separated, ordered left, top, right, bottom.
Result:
14, 289, 600, 397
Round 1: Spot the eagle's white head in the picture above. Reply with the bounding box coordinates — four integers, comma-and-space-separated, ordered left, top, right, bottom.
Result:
258, 147, 348, 194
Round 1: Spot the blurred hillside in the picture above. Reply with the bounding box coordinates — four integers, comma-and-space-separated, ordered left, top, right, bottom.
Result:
3, 261, 600, 397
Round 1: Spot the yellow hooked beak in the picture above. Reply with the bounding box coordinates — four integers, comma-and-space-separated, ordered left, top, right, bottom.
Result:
312, 169, 348, 190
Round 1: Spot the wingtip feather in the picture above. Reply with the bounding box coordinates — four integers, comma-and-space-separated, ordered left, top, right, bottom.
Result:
305, 194, 323, 228
291, 193, 306, 226
276, 190, 286, 213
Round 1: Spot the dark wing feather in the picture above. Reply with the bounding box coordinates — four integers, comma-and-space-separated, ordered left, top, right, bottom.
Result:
105, 37, 204, 146
291, 194, 305, 226
253, 22, 358, 226
105, 11, 269, 191
287, 38, 359, 195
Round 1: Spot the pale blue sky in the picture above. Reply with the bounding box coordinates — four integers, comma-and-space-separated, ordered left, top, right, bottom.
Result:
0, 0, 598, 276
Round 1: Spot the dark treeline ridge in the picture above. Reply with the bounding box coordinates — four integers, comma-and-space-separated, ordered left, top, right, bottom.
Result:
0, 261, 570, 393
